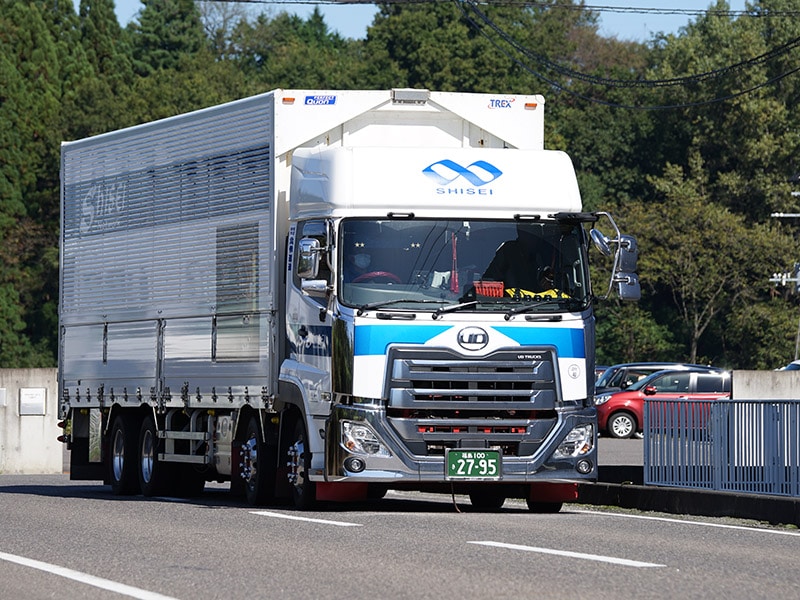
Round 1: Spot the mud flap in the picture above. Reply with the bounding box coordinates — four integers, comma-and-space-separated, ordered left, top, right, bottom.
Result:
529, 482, 579, 503
316, 482, 369, 502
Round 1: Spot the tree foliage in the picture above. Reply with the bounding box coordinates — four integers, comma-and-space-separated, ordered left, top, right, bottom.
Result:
1, 0, 800, 368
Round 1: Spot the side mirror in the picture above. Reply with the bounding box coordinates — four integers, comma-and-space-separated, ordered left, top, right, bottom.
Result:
618, 235, 638, 272
644, 386, 657, 396
591, 213, 641, 302
301, 279, 329, 298
613, 234, 641, 300
297, 237, 321, 279
590, 228, 612, 257
615, 273, 641, 301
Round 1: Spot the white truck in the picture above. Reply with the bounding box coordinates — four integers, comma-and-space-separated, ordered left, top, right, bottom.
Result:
58, 89, 639, 511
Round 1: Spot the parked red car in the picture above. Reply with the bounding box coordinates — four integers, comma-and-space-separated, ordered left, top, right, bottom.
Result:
595, 369, 730, 438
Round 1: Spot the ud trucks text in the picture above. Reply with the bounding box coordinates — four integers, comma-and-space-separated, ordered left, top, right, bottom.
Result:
58, 89, 640, 511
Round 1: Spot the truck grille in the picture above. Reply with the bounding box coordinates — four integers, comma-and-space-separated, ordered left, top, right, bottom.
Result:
385, 348, 559, 456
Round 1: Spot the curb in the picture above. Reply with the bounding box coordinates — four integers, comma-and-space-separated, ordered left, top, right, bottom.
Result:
580, 466, 800, 527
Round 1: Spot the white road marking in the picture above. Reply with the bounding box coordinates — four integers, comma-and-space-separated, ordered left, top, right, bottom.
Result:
573, 508, 800, 536
468, 541, 665, 567
250, 511, 363, 527
0, 551, 179, 599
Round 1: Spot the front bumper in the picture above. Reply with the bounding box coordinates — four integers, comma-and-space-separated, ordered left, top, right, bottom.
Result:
322, 402, 598, 483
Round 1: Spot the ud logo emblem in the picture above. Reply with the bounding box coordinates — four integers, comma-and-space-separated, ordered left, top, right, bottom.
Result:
457, 326, 489, 351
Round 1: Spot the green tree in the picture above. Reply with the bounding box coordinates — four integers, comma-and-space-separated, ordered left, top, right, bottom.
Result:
60, 0, 139, 137
723, 298, 799, 369
595, 302, 679, 365
363, 1, 596, 92
0, 0, 65, 365
628, 152, 795, 364
644, 0, 800, 221
231, 8, 364, 89
127, 49, 248, 121
128, 0, 207, 74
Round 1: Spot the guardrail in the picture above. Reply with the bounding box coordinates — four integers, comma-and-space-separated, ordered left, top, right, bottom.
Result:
644, 398, 800, 497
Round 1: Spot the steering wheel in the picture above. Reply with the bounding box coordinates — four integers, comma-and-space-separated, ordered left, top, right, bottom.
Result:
352, 270, 402, 284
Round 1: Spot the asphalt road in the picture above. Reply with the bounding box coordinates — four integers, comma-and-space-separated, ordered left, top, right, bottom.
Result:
2, 464, 799, 600
597, 436, 643, 466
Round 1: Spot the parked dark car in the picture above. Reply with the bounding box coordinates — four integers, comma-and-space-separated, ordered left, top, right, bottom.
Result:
594, 362, 721, 395
594, 369, 731, 438
595, 365, 609, 382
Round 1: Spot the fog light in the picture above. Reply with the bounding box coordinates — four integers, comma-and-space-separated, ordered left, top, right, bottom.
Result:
344, 457, 366, 473
576, 459, 593, 474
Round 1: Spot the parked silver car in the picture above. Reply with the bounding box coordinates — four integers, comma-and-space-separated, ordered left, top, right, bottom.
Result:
595, 362, 722, 395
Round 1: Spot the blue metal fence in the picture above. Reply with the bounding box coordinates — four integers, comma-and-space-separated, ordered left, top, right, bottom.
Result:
644, 398, 800, 497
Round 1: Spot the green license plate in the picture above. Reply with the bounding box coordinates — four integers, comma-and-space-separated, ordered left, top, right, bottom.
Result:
445, 449, 501, 480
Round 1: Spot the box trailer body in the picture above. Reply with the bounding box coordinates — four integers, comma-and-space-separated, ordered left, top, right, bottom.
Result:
59, 89, 639, 509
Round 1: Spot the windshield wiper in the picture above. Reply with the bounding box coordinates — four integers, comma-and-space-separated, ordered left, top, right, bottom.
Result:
356, 299, 445, 316
432, 300, 478, 320
503, 298, 583, 320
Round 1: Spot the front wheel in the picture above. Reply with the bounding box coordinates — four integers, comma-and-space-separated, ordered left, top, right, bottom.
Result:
608, 412, 637, 439
526, 499, 563, 513
287, 419, 316, 510
468, 489, 506, 511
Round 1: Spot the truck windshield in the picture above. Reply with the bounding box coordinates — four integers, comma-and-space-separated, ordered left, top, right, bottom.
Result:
339, 218, 590, 313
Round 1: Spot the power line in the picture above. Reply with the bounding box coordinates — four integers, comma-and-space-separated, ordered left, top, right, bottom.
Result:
210, 0, 800, 19
462, 0, 800, 90
202, 0, 800, 109
454, 0, 800, 109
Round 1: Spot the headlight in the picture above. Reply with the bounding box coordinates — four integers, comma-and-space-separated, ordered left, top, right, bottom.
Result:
553, 424, 594, 458
594, 394, 612, 405
341, 420, 390, 456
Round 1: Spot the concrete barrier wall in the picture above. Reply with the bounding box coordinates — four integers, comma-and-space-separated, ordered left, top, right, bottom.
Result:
731, 370, 800, 400
0, 368, 61, 474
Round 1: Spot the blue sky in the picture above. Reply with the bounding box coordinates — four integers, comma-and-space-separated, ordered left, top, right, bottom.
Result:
89, 1, 749, 41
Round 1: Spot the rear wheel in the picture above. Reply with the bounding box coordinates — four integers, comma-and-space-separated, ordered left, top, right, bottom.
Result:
240, 414, 275, 506
287, 418, 316, 510
138, 414, 171, 497
468, 489, 506, 511
608, 412, 636, 439
109, 414, 139, 495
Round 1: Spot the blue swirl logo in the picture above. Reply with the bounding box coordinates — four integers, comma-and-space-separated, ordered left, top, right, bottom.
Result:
422, 160, 503, 186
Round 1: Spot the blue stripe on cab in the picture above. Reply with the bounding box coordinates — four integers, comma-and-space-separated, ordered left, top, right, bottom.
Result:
354, 323, 585, 358
354, 325, 449, 356
493, 326, 585, 358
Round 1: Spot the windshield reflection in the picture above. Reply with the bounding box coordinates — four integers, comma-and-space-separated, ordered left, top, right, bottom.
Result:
339, 218, 590, 313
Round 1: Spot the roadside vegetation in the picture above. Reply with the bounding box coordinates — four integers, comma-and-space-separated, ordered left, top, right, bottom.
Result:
1, 0, 799, 368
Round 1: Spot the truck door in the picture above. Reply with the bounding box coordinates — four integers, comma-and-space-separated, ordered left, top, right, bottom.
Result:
286, 220, 333, 416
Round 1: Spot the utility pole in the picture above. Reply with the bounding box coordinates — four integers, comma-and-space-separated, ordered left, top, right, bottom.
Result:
771, 195, 800, 360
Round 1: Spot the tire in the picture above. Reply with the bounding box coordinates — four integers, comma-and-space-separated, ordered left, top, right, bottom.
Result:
468, 489, 506, 511
367, 484, 388, 500
608, 411, 637, 439
287, 418, 316, 510
138, 414, 171, 497
174, 465, 205, 498
526, 499, 563, 513
240, 415, 276, 506
109, 414, 139, 495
